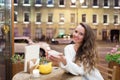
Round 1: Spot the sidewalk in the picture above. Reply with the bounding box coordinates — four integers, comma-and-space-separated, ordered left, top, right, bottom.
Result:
96, 40, 120, 47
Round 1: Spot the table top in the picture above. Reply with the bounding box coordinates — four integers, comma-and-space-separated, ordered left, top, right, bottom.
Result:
12, 67, 81, 80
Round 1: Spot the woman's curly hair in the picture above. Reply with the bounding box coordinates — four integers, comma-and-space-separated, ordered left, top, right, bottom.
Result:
75, 23, 99, 73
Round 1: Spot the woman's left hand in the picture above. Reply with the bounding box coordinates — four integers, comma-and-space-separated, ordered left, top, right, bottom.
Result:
48, 53, 67, 66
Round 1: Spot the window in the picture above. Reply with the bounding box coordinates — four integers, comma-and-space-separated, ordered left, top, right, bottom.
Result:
82, 14, 86, 23
14, 0, 18, 6
58, 28, 65, 36
103, 0, 109, 7
0, 0, 4, 4
70, 0, 76, 7
114, 14, 119, 25
35, 0, 42, 7
0, 12, 4, 23
114, 0, 120, 9
47, 0, 54, 7
48, 13, 53, 23
23, 27, 30, 37
81, 0, 88, 8
35, 28, 42, 39
36, 13, 41, 23
93, 0, 99, 8
103, 14, 109, 25
24, 12, 30, 23
23, 0, 30, 6
14, 11, 18, 23
14, 27, 19, 37
46, 28, 54, 39
24, 0, 29, 4
59, 13, 64, 23
92, 14, 97, 24
71, 13, 75, 23
59, 0, 65, 7
35, 0, 42, 4
0, 0, 4, 5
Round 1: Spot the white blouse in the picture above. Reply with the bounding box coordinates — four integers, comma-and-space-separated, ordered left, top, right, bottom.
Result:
59, 44, 104, 80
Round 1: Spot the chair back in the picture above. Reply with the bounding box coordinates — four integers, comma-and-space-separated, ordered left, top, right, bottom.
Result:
97, 64, 117, 80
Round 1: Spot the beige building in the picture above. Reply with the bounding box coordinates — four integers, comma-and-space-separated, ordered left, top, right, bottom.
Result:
14, 0, 120, 42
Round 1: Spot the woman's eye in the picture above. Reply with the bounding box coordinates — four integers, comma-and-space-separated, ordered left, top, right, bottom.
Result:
75, 30, 78, 33
79, 32, 84, 36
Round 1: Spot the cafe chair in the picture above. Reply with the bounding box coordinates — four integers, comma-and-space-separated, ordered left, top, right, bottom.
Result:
24, 44, 40, 72
97, 64, 117, 80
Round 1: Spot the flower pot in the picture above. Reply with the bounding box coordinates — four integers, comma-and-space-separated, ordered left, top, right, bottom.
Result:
12, 62, 24, 77
108, 61, 120, 80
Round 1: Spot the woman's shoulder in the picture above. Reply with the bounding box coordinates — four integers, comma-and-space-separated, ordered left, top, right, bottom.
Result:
65, 44, 74, 49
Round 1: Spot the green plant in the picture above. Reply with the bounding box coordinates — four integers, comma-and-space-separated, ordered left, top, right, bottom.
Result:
39, 57, 50, 64
105, 46, 120, 64
11, 54, 24, 63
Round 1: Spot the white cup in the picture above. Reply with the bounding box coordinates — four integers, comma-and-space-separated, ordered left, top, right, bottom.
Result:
32, 69, 40, 77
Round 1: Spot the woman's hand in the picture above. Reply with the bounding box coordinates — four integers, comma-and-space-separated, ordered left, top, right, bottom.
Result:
46, 52, 66, 66
48, 53, 67, 66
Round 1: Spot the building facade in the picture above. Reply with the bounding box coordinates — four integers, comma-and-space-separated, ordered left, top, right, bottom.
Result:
14, 0, 120, 42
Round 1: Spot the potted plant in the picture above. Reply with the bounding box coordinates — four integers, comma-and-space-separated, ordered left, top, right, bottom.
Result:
11, 54, 24, 77
105, 45, 120, 80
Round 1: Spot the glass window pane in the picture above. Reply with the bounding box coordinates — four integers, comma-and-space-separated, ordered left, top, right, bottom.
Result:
59, 14, 64, 22
24, 0, 29, 4
36, 13, 41, 22
103, 15, 107, 23
35, 0, 42, 4
24, 13, 29, 22
48, 0, 53, 5
48, 13, 53, 22
114, 15, 118, 24
59, 0, 64, 5
82, 14, 86, 22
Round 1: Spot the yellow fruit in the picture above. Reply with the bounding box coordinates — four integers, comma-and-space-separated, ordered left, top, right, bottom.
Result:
39, 62, 52, 74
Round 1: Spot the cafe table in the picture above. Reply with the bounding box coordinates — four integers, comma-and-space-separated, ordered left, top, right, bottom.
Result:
12, 67, 82, 80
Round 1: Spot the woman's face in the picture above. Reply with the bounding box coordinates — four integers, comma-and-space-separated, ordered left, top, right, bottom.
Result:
72, 25, 85, 44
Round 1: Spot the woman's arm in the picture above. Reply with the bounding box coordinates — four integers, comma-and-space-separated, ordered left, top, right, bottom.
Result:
59, 46, 85, 75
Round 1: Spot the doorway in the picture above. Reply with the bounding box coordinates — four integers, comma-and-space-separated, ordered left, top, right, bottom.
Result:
110, 30, 119, 42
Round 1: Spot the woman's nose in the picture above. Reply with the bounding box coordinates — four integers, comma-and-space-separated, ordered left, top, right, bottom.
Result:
74, 33, 79, 36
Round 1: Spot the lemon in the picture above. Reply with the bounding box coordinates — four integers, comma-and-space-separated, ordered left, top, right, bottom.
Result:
39, 62, 52, 74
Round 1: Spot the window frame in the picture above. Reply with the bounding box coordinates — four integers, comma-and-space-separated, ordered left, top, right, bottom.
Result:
47, 13, 53, 24
23, 0, 30, 6
47, 0, 54, 7
113, 14, 119, 25
103, 0, 110, 8
59, 0, 65, 7
35, 0, 42, 7
14, 11, 18, 23
92, 0, 99, 8
35, 12, 41, 24
92, 14, 98, 25
113, 0, 120, 9
81, 0, 88, 8
59, 13, 65, 24
82, 14, 86, 23
14, 0, 18, 6
103, 14, 109, 25
23, 12, 30, 24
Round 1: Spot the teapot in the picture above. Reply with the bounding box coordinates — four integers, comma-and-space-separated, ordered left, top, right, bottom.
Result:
39, 62, 52, 74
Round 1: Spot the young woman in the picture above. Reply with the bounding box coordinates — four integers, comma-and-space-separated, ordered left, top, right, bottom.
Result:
46, 23, 104, 80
